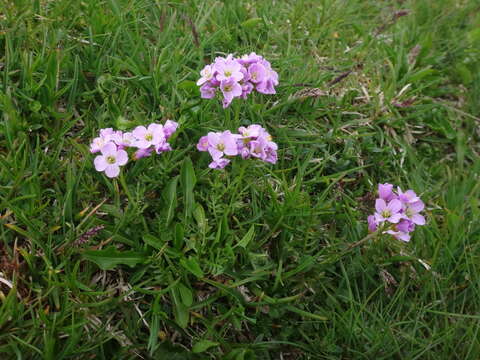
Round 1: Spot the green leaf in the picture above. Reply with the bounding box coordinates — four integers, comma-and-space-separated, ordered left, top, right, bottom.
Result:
234, 225, 255, 249
192, 339, 219, 353
193, 203, 207, 233
162, 176, 179, 226
180, 257, 204, 278
83, 246, 146, 270
143, 234, 163, 250
178, 283, 193, 307
241, 17, 262, 29
174, 223, 184, 250
180, 157, 196, 218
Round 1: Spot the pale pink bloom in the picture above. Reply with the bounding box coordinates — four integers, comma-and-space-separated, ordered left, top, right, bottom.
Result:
368, 215, 377, 232
132, 124, 165, 149
385, 230, 411, 242
163, 120, 179, 139
94, 142, 128, 178
200, 83, 216, 99
374, 199, 403, 224
248, 63, 267, 83
378, 183, 395, 201
403, 201, 426, 225
197, 136, 209, 151
220, 78, 242, 107
397, 187, 420, 204
207, 131, 239, 160
133, 147, 153, 160
196, 64, 215, 86
214, 57, 244, 82
209, 158, 230, 169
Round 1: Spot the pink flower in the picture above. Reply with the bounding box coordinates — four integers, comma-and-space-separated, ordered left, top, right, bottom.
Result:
200, 83, 216, 99
133, 147, 153, 160
403, 201, 426, 225
366, 184, 426, 243
207, 131, 239, 160
90, 128, 118, 153
132, 124, 165, 149
374, 199, 403, 224
397, 187, 420, 204
163, 120, 179, 139
209, 158, 230, 169
114, 132, 136, 149
248, 63, 267, 83
385, 230, 411, 242
94, 142, 128, 178
214, 57, 244, 82
378, 183, 395, 201
368, 215, 377, 232
197, 136, 209, 151
196, 65, 215, 86
220, 78, 243, 108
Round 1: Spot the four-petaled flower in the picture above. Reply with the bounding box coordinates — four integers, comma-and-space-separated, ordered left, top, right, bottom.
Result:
94, 143, 128, 178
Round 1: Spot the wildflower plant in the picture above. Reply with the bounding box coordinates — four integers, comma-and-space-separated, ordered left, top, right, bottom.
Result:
197, 53, 279, 108
197, 124, 278, 169
367, 183, 426, 242
90, 120, 178, 178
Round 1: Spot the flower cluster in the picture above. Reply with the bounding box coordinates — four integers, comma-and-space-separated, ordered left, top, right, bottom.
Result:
197, 53, 279, 108
90, 120, 178, 178
197, 124, 278, 169
367, 183, 426, 242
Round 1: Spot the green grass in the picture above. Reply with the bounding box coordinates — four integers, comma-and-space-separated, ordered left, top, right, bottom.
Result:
1, 0, 480, 358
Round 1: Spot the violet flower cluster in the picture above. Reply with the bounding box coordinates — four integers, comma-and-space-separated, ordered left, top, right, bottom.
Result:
197, 124, 278, 169
197, 53, 279, 108
367, 183, 426, 242
89, 120, 178, 178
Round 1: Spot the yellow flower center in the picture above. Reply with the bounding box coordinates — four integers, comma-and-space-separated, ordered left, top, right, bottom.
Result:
145, 133, 153, 141
217, 143, 225, 151
106, 156, 116, 164
224, 85, 232, 92
381, 210, 391, 218
224, 70, 232, 77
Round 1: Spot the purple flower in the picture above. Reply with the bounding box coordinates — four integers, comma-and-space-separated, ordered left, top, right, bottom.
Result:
378, 183, 395, 201
248, 63, 267, 84
90, 128, 118, 153
368, 215, 377, 232
207, 131, 239, 160
209, 158, 231, 169
196, 64, 215, 86
163, 120, 179, 139
197, 136, 209, 152
397, 219, 415, 233
94, 142, 128, 178
220, 78, 243, 108
133, 147, 153, 160
132, 124, 165, 149
200, 83, 217, 99
238, 124, 264, 139
214, 57, 244, 82
114, 132, 136, 149
403, 200, 426, 225
239, 52, 264, 65
397, 187, 420, 204
374, 199, 403, 224
385, 230, 411, 242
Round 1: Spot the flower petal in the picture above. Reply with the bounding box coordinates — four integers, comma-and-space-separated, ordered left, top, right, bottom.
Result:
105, 165, 120, 178
116, 150, 129, 165
387, 199, 402, 214
94, 156, 107, 171
375, 199, 386, 213
411, 214, 426, 225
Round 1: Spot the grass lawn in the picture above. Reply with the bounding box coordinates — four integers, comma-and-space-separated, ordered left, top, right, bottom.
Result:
1, 0, 480, 358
